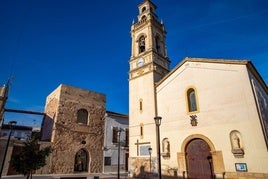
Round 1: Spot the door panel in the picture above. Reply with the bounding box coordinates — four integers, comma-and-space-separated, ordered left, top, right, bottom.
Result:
74, 149, 88, 172
186, 139, 213, 179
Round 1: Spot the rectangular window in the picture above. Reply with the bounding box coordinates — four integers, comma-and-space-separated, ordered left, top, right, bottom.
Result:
139, 99, 143, 111
125, 129, 129, 146
112, 127, 118, 143
17, 131, 22, 138
104, 157, 111, 166
140, 125, 143, 137
140, 145, 151, 156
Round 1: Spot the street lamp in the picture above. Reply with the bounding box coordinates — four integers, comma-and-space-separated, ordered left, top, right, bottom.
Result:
207, 156, 214, 179
154, 116, 162, 179
148, 147, 152, 173
0, 120, 17, 177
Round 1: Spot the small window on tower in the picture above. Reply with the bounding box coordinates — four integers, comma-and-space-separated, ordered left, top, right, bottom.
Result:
139, 36, 146, 53
155, 36, 160, 53
140, 123, 144, 138
142, 7, 146, 13
139, 99, 143, 111
141, 15, 147, 21
77, 109, 88, 125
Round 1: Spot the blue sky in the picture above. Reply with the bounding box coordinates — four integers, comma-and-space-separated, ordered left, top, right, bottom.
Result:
1, 0, 268, 127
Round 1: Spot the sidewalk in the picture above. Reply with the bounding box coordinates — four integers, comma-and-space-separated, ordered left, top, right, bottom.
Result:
1, 172, 130, 179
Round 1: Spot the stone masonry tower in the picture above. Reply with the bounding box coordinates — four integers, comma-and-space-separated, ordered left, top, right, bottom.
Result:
40, 84, 106, 174
128, 0, 170, 176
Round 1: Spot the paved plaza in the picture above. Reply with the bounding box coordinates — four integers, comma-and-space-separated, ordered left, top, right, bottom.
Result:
2, 172, 130, 179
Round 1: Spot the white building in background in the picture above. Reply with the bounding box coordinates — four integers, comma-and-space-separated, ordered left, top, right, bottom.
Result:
0, 124, 33, 176
0, 124, 32, 140
103, 111, 129, 173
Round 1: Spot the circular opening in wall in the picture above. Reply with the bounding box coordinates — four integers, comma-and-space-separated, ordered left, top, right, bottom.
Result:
81, 140, 86, 145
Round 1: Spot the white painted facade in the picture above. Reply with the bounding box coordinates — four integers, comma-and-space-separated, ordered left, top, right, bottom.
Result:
156, 59, 268, 175
103, 111, 129, 173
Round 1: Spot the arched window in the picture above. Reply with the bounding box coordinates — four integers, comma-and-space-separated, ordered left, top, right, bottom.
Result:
77, 109, 88, 125
187, 88, 198, 112
138, 36, 146, 53
141, 15, 147, 21
142, 7, 146, 13
74, 149, 88, 172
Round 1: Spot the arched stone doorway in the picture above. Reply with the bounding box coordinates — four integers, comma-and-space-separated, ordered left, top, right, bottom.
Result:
74, 149, 88, 172
185, 139, 214, 179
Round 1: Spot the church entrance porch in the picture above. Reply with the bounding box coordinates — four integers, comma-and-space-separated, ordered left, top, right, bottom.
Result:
177, 134, 225, 178
74, 149, 88, 172
185, 139, 214, 179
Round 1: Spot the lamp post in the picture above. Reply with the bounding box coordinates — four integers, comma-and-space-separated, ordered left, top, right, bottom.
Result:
0, 120, 17, 177
148, 147, 152, 173
117, 128, 123, 179
207, 156, 214, 179
154, 116, 162, 179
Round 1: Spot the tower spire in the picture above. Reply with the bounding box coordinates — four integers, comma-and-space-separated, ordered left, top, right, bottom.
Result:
0, 76, 13, 126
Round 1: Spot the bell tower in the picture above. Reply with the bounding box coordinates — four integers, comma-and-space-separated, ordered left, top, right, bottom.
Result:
128, 0, 170, 175
129, 0, 170, 81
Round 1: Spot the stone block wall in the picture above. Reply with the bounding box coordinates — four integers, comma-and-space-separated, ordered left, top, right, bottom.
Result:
43, 84, 106, 174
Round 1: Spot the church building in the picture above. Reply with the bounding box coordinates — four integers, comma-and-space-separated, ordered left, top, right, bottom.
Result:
128, 0, 268, 178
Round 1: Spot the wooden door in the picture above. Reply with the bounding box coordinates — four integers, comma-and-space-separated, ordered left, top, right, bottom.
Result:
74, 149, 88, 172
186, 139, 213, 179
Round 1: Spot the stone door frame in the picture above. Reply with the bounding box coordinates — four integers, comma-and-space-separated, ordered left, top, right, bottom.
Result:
74, 148, 89, 172
177, 134, 225, 177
